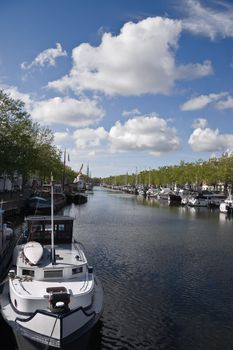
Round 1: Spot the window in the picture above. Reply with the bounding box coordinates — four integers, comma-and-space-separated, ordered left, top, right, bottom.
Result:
45, 224, 52, 232
58, 224, 65, 232
32, 224, 43, 232
44, 270, 63, 278
72, 267, 83, 275
22, 269, 35, 277
55, 224, 65, 232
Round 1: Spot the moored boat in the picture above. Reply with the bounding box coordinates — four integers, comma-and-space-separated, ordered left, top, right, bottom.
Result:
27, 195, 51, 214
219, 190, 233, 214
168, 193, 182, 205
188, 191, 226, 208
0, 183, 103, 348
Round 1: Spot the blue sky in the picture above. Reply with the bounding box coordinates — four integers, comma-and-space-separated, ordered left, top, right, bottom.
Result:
1, 0, 233, 177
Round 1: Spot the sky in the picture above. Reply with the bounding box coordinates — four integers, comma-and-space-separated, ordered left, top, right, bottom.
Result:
1, 0, 233, 178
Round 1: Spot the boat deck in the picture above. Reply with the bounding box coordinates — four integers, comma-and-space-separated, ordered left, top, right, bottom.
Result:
11, 273, 93, 298
11, 242, 93, 299
15, 242, 87, 268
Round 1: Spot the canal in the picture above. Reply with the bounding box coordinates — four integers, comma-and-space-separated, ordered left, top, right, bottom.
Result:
1, 186, 233, 349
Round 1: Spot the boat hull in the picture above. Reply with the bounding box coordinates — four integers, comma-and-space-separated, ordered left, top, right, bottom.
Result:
220, 202, 233, 213
0, 277, 103, 348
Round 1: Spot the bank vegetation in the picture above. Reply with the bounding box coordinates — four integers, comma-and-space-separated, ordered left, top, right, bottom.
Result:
102, 156, 233, 190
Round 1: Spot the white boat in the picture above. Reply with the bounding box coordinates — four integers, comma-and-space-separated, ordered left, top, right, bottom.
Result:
187, 191, 225, 208
146, 187, 160, 198
0, 185, 103, 348
219, 190, 233, 213
157, 187, 173, 200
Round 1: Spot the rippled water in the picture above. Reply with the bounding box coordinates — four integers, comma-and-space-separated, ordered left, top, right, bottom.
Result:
1, 187, 233, 350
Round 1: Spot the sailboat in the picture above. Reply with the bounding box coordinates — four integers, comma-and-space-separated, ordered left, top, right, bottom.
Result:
0, 177, 104, 348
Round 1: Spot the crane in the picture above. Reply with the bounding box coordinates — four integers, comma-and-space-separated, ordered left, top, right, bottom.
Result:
77, 163, 83, 175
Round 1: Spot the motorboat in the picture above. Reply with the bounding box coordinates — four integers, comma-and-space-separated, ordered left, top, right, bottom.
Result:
188, 191, 226, 208
219, 190, 233, 213
168, 193, 182, 205
0, 182, 103, 348
157, 188, 173, 200
146, 187, 160, 198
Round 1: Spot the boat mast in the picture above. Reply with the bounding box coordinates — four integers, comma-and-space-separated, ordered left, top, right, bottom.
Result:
51, 174, 55, 265
62, 148, 66, 192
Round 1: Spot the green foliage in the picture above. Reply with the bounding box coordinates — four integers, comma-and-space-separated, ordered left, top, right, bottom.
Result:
101, 154, 233, 188
0, 89, 76, 183
0, 90, 35, 176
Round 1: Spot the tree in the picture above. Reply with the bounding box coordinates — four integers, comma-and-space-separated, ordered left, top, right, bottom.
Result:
0, 89, 76, 184
0, 90, 38, 177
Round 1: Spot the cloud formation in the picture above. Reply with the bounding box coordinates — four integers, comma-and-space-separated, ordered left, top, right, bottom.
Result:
54, 131, 70, 144
21, 43, 67, 70
48, 17, 212, 96
182, 0, 233, 40
192, 118, 208, 129
122, 108, 141, 117
109, 114, 180, 154
188, 119, 233, 152
181, 92, 227, 111
30, 96, 105, 127
73, 127, 108, 149
216, 96, 233, 110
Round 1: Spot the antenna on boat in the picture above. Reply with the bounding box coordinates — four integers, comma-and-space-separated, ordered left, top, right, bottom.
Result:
51, 173, 55, 265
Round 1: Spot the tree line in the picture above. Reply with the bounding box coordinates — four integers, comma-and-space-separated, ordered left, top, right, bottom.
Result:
102, 156, 233, 191
0, 90, 76, 185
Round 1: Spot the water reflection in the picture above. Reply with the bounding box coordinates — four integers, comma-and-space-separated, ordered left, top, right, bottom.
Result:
136, 194, 233, 225
1, 187, 233, 350
219, 211, 233, 224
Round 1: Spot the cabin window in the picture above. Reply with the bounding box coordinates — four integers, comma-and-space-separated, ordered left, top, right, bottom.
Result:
54, 224, 65, 232
22, 269, 35, 277
58, 224, 65, 232
72, 267, 83, 275
44, 270, 63, 278
32, 224, 43, 232
45, 224, 52, 232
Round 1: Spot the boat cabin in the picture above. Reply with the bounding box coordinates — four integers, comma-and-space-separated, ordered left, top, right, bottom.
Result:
26, 216, 74, 244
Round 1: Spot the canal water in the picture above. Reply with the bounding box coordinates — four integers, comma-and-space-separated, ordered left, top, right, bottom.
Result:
1, 186, 233, 350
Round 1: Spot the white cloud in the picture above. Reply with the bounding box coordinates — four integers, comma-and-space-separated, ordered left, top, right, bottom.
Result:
54, 131, 70, 144
182, 0, 233, 40
30, 96, 105, 127
192, 118, 208, 129
122, 108, 141, 117
188, 127, 233, 152
216, 96, 233, 109
48, 17, 212, 96
73, 127, 108, 149
181, 92, 227, 111
21, 43, 67, 70
0, 85, 105, 128
109, 114, 180, 154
